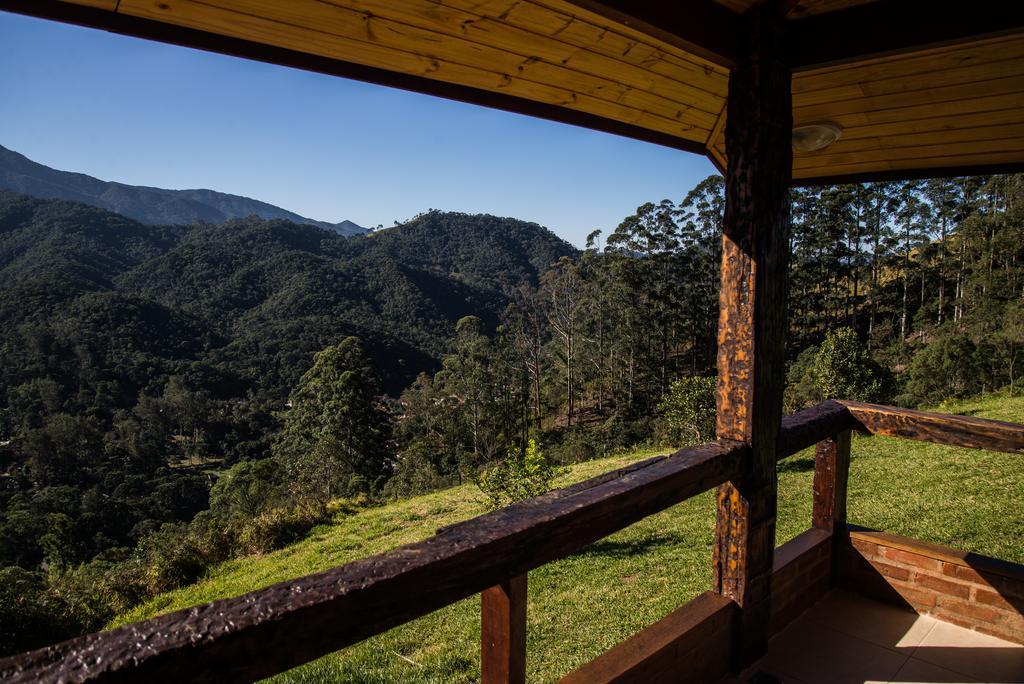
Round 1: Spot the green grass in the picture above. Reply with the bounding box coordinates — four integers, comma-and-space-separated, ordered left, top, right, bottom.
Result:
116, 393, 1024, 683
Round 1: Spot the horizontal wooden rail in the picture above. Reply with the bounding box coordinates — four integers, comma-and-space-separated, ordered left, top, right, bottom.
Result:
0, 440, 746, 683
777, 399, 859, 460
840, 400, 1024, 455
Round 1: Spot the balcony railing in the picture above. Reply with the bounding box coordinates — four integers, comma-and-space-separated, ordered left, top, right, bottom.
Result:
1, 399, 1022, 683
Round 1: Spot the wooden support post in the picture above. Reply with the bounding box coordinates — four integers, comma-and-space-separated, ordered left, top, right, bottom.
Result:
813, 430, 852, 586
481, 574, 527, 684
713, 6, 792, 670
812, 431, 851, 534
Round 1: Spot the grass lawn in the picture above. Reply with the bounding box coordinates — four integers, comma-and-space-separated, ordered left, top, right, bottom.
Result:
115, 393, 1024, 682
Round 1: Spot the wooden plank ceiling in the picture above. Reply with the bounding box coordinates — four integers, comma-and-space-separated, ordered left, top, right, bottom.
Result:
19, 0, 1024, 183
716, 0, 882, 19
706, 34, 1024, 182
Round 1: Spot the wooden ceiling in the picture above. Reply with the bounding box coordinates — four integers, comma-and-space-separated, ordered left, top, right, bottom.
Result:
5, 0, 1024, 184
716, 0, 882, 20
708, 34, 1024, 182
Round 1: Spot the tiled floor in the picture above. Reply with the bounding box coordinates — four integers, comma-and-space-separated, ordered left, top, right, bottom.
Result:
723, 590, 1024, 684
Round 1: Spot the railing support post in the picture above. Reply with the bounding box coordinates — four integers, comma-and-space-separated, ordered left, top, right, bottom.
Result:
713, 5, 792, 671
812, 430, 851, 534
481, 573, 527, 684
813, 430, 852, 585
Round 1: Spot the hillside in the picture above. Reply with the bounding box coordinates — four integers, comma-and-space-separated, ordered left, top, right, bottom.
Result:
0, 192, 575, 398
0, 144, 366, 236
115, 393, 1024, 683
365, 210, 575, 296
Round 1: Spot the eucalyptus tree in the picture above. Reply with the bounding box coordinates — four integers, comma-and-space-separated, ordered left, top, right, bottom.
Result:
677, 175, 724, 373
273, 337, 390, 502
540, 258, 584, 426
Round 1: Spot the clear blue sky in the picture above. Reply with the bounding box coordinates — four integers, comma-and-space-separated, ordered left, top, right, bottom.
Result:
0, 11, 716, 247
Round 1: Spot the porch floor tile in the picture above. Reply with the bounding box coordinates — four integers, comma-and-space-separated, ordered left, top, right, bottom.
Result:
722, 589, 1024, 684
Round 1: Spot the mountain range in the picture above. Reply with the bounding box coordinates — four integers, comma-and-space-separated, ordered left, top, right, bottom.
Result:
0, 144, 366, 236
0, 191, 575, 397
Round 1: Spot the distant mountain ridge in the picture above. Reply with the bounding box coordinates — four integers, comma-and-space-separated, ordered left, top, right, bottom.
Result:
0, 144, 367, 236
0, 191, 575, 394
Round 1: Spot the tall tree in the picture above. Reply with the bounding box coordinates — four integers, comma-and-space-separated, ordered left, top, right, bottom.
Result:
274, 337, 390, 501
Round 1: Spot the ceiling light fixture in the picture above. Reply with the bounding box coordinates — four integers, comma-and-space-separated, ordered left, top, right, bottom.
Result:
792, 122, 843, 152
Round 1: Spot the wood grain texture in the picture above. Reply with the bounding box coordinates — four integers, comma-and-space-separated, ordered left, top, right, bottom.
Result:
481, 574, 527, 684
557, 592, 736, 684
713, 6, 792, 669
812, 430, 850, 533
840, 400, 1024, 455
788, 0, 1024, 70
791, 33, 1024, 182
562, 0, 740, 68
107, 0, 721, 141
776, 399, 858, 460
0, 440, 745, 684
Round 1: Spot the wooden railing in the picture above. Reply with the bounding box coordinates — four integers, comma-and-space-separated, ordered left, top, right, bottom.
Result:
2, 399, 1022, 683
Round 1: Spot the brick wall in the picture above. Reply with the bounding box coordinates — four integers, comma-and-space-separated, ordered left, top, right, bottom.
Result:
769, 528, 833, 635
838, 527, 1024, 644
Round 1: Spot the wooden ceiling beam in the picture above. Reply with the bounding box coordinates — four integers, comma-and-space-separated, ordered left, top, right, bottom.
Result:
562, 0, 741, 68
0, 0, 711, 157
789, 0, 1024, 71
792, 160, 1024, 187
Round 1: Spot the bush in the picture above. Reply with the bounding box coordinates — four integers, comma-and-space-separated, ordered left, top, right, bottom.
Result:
812, 328, 892, 403
0, 566, 70, 656
786, 328, 892, 409
551, 427, 601, 464
235, 504, 327, 556
382, 443, 453, 500
657, 377, 716, 446
476, 440, 559, 509
783, 346, 819, 412
136, 523, 211, 595
903, 334, 995, 407
600, 415, 654, 453
209, 459, 285, 519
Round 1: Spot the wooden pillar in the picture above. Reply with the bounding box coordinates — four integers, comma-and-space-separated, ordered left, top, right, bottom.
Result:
812, 431, 851, 534
713, 6, 792, 669
813, 430, 852, 585
481, 574, 527, 684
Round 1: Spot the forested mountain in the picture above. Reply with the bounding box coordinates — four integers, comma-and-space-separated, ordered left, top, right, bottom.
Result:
0, 144, 366, 235
363, 210, 576, 296
0, 193, 574, 400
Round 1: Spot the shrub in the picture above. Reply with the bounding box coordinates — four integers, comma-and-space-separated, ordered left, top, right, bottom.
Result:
552, 427, 601, 464
235, 504, 327, 556
209, 459, 285, 519
657, 377, 716, 446
382, 443, 451, 500
786, 328, 892, 409
0, 566, 70, 656
812, 328, 892, 403
476, 440, 559, 509
600, 415, 653, 453
783, 346, 819, 412
136, 523, 210, 595
903, 334, 994, 407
